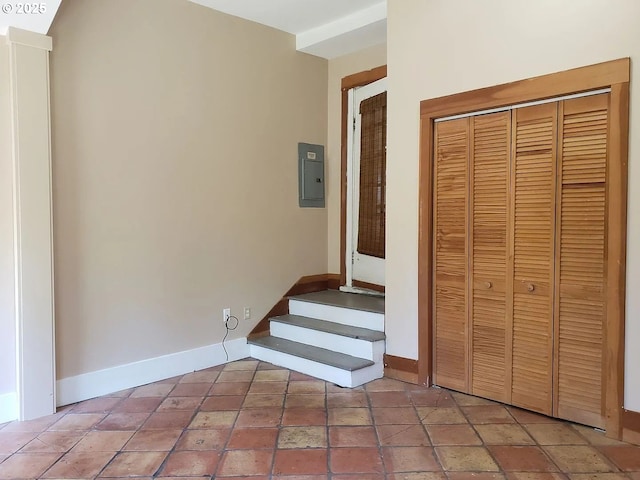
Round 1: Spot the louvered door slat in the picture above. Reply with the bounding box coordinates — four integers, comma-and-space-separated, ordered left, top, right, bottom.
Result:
433, 118, 469, 391
470, 112, 510, 402
510, 103, 556, 415
554, 94, 608, 429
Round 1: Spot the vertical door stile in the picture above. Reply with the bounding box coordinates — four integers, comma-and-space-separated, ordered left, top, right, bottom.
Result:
552, 102, 564, 418
551, 103, 561, 417
505, 110, 514, 405
467, 118, 475, 393
432, 122, 439, 386
603, 92, 612, 421
604, 82, 628, 438
550, 109, 559, 417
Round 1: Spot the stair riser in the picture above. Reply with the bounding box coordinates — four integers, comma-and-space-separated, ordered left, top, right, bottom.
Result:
249, 344, 383, 388
288, 300, 384, 332
270, 322, 384, 362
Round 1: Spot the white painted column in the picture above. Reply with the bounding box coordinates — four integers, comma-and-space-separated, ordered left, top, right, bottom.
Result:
6, 27, 55, 420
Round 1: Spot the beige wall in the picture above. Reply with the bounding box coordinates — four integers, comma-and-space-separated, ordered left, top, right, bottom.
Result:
326, 44, 386, 274
49, 0, 327, 379
0, 38, 16, 396
386, 0, 640, 410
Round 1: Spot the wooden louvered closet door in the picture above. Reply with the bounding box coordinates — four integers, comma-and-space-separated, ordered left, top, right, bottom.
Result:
553, 94, 608, 428
432, 94, 610, 428
469, 112, 511, 403
433, 118, 469, 392
510, 103, 557, 415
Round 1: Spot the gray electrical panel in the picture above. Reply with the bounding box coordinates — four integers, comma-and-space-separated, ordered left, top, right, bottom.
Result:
298, 142, 325, 208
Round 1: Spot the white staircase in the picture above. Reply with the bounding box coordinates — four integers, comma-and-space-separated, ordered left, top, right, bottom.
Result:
248, 290, 385, 387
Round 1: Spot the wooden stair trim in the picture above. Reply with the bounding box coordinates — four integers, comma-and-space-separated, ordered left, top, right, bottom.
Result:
623, 409, 640, 445
384, 354, 419, 385
353, 279, 385, 293
248, 273, 341, 338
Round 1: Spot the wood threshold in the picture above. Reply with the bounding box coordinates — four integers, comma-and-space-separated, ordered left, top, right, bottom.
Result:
353, 279, 385, 293
418, 58, 630, 437
340, 65, 387, 288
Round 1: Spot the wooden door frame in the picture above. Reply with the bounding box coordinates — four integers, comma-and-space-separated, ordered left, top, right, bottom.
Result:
418, 58, 630, 438
340, 65, 387, 292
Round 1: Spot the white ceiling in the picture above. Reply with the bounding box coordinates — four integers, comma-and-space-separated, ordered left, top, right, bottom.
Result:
0, 0, 61, 36
0, 0, 386, 60
190, 0, 387, 59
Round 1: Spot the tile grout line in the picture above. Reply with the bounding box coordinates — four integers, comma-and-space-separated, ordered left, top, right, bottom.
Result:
521, 418, 622, 475
452, 392, 510, 476
324, 379, 332, 480
93, 374, 175, 478
269, 363, 286, 479
216, 361, 262, 478
147, 372, 213, 478
522, 420, 571, 476
40, 388, 137, 478
570, 423, 626, 473
364, 381, 387, 477
410, 386, 448, 476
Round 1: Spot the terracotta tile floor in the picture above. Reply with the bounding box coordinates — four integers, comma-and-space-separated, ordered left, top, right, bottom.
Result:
0, 359, 639, 479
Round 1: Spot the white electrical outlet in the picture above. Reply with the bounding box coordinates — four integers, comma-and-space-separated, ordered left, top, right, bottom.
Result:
223, 308, 230, 323
244, 307, 251, 320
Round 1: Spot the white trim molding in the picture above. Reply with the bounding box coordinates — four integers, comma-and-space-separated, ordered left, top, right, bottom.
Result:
0, 392, 18, 423
56, 338, 250, 407
7, 27, 56, 421
6, 27, 52, 50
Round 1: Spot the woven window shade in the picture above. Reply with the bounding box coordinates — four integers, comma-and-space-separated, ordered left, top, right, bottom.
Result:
358, 91, 387, 259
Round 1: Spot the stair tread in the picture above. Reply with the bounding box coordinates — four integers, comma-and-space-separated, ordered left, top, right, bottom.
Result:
271, 314, 385, 342
289, 290, 384, 314
248, 336, 375, 371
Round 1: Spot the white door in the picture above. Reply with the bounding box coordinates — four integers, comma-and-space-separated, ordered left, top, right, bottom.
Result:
346, 78, 387, 288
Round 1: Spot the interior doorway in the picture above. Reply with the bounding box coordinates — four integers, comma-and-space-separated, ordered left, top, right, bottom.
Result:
340, 67, 387, 294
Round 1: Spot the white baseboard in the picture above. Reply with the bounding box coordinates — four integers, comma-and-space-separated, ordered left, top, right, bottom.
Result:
0, 392, 18, 423
56, 337, 249, 407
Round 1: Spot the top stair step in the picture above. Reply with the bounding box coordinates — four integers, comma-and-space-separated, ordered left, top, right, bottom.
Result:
289, 290, 384, 314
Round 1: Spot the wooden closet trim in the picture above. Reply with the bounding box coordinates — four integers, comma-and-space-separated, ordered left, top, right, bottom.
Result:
340, 65, 387, 287
418, 58, 630, 438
